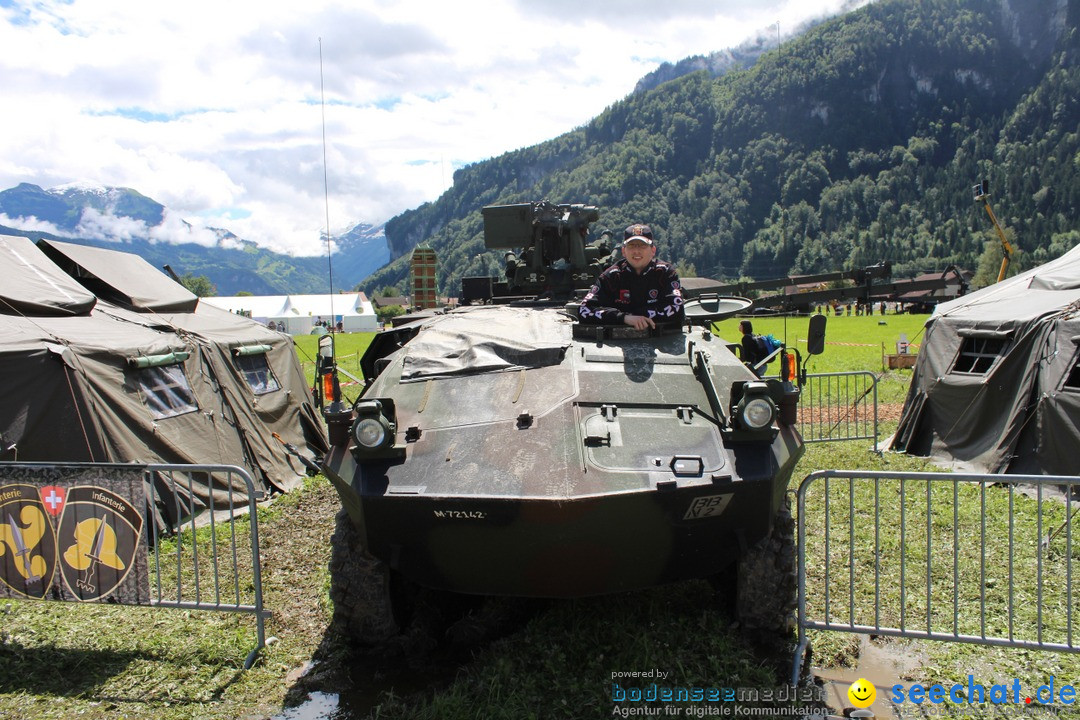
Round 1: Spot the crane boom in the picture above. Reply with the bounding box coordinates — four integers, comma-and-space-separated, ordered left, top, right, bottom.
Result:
973, 180, 1014, 283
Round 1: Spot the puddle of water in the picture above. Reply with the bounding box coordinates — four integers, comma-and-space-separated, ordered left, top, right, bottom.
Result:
270, 691, 341, 720
815, 634, 924, 718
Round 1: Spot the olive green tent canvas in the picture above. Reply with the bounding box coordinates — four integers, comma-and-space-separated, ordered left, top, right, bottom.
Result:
0, 235, 328, 529
890, 243, 1080, 475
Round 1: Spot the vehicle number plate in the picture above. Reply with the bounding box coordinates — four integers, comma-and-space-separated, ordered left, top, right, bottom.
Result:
683, 493, 732, 520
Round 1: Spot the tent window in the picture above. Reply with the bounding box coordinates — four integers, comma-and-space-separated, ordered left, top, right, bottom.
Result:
1064, 355, 1080, 391
952, 337, 1007, 375
235, 353, 280, 395
137, 365, 198, 419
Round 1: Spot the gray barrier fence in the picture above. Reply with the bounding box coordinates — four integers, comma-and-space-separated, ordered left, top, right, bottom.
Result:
796, 371, 878, 447
0, 462, 269, 669
792, 470, 1080, 684
147, 463, 270, 668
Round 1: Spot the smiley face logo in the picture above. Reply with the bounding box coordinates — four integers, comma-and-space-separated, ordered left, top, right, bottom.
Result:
847, 678, 876, 708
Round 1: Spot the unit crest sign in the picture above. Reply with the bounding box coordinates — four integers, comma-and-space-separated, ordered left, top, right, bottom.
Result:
0, 466, 149, 604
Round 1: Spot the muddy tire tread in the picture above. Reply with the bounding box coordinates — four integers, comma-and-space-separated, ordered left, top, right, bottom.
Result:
328, 509, 400, 644
735, 497, 797, 635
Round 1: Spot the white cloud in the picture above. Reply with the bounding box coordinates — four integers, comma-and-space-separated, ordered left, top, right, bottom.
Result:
71, 207, 228, 248
0, 213, 68, 237
0, 0, 868, 257
75, 208, 149, 243
149, 210, 234, 249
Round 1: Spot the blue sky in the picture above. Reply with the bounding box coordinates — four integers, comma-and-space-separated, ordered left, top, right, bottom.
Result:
0, 0, 866, 256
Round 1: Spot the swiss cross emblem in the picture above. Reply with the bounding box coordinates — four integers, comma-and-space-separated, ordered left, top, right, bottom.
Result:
40, 486, 66, 517
618, 289, 631, 304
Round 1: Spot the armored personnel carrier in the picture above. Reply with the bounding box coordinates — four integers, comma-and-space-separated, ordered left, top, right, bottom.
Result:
319, 202, 824, 642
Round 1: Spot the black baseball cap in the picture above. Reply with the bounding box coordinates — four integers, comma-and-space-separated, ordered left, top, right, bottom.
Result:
623, 223, 654, 246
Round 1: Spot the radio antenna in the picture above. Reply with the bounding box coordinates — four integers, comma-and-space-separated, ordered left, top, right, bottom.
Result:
319, 37, 337, 329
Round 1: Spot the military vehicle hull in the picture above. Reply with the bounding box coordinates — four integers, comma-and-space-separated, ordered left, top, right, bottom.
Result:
323, 305, 803, 600
320, 201, 824, 641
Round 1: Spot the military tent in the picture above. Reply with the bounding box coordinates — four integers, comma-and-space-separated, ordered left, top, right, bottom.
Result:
889, 243, 1080, 475
0, 235, 328, 528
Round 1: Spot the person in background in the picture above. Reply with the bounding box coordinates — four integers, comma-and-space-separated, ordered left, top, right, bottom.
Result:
578, 223, 683, 330
739, 319, 766, 377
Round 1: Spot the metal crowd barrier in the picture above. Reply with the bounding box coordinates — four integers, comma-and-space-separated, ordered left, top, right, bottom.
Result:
792, 470, 1080, 684
796, 371, 878, 447
0, 462, 269, 669
146, 463, 270, 669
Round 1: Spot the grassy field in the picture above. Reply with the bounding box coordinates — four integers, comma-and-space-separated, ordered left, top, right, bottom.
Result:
293, 332, 376, 396
712, 310, 930, 405
3, 314, 1079, 720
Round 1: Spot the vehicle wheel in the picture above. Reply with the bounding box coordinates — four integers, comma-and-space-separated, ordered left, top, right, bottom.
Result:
329, 509, 409, 644
735, 496, 797, 636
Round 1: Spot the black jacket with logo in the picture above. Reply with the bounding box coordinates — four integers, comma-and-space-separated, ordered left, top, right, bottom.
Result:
578, 259, 684, 324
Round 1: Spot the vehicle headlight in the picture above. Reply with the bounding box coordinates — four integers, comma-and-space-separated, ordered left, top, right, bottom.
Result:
734, 381, 777, 431
354, 417, 388, 448
740, 397, 776, 430
351, 399, 395, 452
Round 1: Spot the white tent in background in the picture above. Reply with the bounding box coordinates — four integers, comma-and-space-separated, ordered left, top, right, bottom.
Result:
285, 293, 377, 333
200, 295, 287, 324
202, 292, 377, 334
270, 296, 313, 336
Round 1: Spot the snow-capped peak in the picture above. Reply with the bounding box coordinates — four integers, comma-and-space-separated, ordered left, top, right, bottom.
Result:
49, 180, 110, 196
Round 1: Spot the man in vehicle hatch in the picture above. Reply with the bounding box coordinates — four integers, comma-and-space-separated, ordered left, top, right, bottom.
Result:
578, 223, 684, 330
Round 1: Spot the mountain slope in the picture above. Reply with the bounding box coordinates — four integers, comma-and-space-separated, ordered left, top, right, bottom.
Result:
0, 183, 388, 295
631, 1, 871, 95
362, 0, 1079, 297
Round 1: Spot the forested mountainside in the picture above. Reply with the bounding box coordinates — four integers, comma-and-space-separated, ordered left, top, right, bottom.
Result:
361, 0, 1080, 297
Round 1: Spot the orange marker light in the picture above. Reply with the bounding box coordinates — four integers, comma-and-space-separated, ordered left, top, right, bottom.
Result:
784, 352, 798, 384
